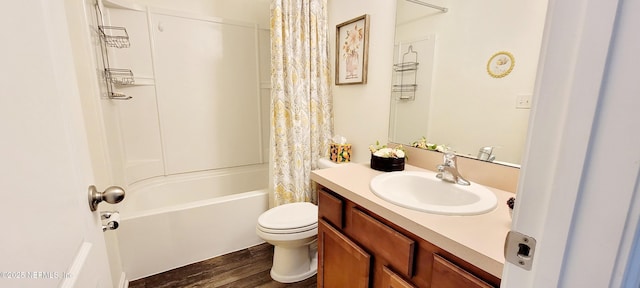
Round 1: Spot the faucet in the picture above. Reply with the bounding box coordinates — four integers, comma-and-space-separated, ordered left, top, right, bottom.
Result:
436, 151, 470, 185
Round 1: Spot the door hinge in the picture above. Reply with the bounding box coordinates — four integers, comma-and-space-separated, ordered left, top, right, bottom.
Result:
504, 230, 536, 270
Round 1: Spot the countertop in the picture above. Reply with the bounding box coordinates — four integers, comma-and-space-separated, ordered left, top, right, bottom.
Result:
310, 162, 513, 278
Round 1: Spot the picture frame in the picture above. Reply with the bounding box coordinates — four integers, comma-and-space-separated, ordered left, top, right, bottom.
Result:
335, 14, 370, 85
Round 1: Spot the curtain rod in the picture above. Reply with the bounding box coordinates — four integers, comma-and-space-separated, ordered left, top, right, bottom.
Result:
405, 0, 448, 13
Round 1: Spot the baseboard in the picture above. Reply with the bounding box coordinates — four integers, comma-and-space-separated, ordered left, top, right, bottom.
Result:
119, 272, 128, 288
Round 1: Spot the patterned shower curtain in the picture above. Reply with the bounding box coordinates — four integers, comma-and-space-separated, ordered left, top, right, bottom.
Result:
270, 0, 333, 206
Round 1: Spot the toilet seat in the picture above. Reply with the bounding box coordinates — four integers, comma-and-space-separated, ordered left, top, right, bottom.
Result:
257, 222, 317, 234
257, 202, 318, 234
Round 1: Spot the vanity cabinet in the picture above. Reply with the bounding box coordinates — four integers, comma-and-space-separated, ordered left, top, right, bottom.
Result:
381, 266, 416, 288
317, 188, 500, 288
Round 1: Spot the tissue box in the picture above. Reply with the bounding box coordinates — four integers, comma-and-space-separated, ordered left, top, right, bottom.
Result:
330, 143, 351, 163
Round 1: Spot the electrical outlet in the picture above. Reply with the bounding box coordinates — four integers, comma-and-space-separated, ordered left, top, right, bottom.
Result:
516, 94, 532, 109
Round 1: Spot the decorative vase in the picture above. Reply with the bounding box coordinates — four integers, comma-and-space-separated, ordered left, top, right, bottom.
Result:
370, 154, 405, 172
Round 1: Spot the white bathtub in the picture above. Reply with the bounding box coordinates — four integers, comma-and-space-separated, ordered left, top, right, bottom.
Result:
116, 164, 269, 280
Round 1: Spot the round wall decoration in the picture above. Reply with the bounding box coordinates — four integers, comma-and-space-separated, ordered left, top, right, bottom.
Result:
487, 51, 515, 78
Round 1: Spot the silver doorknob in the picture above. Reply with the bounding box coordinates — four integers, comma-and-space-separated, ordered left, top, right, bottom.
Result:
88, 185, 125, 211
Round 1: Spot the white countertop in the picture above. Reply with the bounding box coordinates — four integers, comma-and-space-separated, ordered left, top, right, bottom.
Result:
311, 163, 513, 278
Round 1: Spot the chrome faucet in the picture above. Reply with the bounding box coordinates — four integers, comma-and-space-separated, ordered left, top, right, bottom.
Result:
436, 151, 470, 185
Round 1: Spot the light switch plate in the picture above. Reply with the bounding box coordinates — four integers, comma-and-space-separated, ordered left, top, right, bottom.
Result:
516, 94, 532, 109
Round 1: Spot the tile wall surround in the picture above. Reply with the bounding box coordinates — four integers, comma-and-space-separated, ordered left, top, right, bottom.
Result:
390, 143, 519, 193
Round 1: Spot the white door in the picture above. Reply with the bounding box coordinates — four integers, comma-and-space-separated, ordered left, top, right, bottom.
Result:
501, 0, 640, 286
0, 1, 112, 288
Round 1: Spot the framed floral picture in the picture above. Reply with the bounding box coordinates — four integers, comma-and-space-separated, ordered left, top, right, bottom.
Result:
336, 14, 370, 85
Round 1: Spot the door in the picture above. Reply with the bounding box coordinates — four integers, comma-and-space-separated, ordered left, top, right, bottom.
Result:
318, 219, 371, 288
0, 1, 112, 288
501, 0, 640, 286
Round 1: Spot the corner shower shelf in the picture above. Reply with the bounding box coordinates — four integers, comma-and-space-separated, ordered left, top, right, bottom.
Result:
98, 25, 131, 48
105, 68, 135, 85
95, 1, 134, 100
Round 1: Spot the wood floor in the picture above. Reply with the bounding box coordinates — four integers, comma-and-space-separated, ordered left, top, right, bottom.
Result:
128, 243, 317, 288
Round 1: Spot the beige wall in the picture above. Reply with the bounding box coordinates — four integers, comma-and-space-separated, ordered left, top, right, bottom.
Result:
328, 0, 397, 164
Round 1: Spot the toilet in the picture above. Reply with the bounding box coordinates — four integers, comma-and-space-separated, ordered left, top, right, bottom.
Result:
256, 158, 344, 283
256, 202, 318, 283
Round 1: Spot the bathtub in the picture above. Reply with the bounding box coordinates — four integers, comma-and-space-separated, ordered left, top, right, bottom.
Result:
116, 164, 269, 280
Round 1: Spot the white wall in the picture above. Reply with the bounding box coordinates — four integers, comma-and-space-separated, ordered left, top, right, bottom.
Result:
328, 0, 397, 164
130, 0, 270, 28
98, 0, 271, 185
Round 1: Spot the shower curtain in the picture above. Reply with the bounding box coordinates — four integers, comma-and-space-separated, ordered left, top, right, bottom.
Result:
270, 0, 333, 206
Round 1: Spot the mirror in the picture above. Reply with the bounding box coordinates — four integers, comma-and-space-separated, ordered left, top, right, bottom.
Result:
389, 0, 548, 166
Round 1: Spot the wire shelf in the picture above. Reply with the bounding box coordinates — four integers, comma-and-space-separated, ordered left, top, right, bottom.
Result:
393, 62, 419, 72
392, 84, 418, 92
94, 1, 133, 100
98, 26, 131, 48
108, 92, 133, 100
105, 68, 135, 86
392, 45, 419, 101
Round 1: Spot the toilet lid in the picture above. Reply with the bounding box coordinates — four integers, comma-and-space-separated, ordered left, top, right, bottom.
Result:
258, 202, 318, 231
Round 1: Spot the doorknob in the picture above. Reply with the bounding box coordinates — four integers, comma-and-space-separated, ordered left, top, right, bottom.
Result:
88, 185, 125, 211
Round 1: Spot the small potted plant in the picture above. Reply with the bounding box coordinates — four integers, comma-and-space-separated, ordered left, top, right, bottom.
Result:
411, 136, 445, 152
369, 141, 406, 172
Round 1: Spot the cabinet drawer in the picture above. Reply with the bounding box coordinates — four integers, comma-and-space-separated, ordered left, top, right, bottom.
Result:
381, 266, 416, 288
318, 189, 344, 228
431, 254, 493, 288
350, 208, 416, 277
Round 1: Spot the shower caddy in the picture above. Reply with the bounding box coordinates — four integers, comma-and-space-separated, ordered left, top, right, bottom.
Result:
95, 2, 134, 100
392, 45, 419, 101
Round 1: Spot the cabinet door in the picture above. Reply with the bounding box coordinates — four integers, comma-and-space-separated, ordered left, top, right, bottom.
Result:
381, 266, 416, 288
431, 254, 494, 288
318, 219, 371, 287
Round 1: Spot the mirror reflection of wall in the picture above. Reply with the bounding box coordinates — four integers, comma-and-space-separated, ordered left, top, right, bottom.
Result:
390, 0, 548, 166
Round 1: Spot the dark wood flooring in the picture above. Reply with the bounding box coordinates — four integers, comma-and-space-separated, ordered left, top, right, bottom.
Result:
128, 243, 317, 288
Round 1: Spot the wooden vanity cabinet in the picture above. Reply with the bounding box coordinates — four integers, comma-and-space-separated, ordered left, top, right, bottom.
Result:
431, 255, 493, 288
381, 266, 416, 288
317, 188, 500, 288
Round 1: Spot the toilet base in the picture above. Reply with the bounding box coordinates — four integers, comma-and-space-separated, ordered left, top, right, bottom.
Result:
270, 244, 318, 283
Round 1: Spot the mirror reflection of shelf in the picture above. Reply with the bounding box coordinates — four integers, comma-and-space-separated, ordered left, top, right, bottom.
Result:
393, 62, 419, 72
392, 84, 417, 92
393, 45, 419, 101
393, 84, 417, 100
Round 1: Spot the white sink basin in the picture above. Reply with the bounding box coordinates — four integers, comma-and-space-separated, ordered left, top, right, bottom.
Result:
369, 170, 497, 215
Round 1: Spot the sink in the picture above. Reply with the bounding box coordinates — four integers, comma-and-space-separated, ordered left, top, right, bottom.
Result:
369, 170, 497, 215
